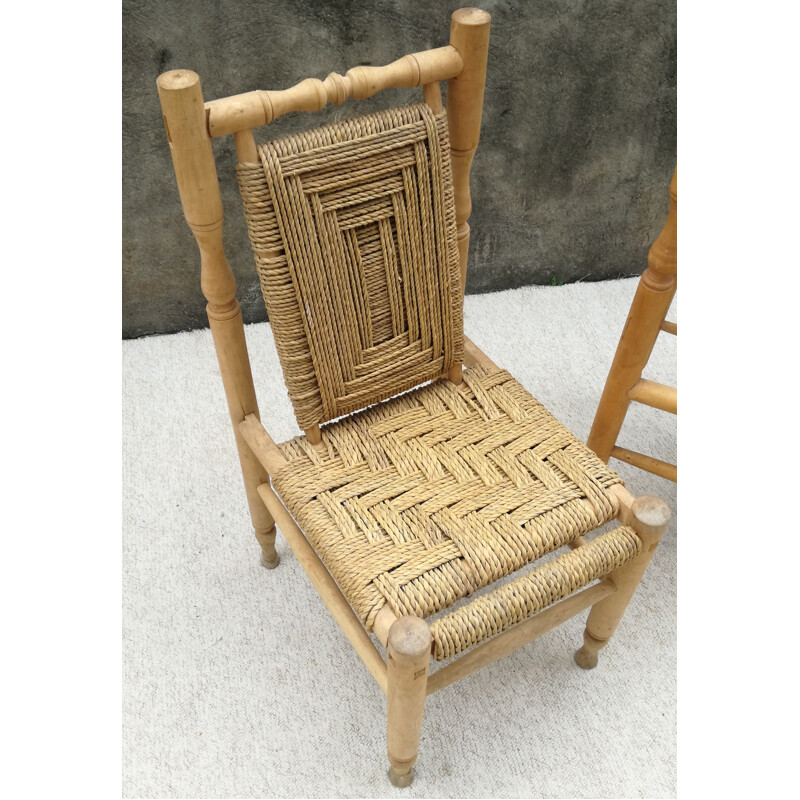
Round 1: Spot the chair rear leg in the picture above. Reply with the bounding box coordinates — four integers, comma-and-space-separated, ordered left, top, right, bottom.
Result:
386, 616, 431, 787
575, 495, 670, 669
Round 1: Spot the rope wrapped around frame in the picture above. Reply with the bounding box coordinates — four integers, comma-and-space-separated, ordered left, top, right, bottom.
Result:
237, 104, 463, 429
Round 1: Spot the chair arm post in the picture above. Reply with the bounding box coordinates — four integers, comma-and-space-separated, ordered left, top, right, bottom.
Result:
157, 70, 276, 558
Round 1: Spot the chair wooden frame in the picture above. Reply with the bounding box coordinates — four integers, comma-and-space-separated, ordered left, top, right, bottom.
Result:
157, 8, 670, 786
587, 171, 677, 482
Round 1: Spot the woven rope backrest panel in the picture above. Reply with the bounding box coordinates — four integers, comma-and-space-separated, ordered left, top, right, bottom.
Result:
237, 104, 463, 429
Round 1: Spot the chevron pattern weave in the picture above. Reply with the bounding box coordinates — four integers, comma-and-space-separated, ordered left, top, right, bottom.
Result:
272, 365, 629, 656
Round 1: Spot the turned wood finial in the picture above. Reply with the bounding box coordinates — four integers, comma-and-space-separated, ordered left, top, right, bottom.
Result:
157, 69, 238, 313
643, 167, 677, 290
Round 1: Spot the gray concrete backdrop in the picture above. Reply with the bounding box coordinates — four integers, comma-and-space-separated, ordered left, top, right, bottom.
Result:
123, 0, 676, 338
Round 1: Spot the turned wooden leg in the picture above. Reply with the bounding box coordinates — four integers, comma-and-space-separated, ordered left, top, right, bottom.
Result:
386, 616, 431, 787
575, 495, 671, 669
254, 524, 279, 569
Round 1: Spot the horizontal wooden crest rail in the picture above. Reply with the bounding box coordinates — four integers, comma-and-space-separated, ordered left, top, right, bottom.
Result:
204, 46, 464, 137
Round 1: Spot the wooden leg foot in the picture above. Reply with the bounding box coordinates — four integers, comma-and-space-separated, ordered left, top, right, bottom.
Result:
387, 617, 430, 788
574, 630, 605, 670
260, 552, 280, 569
387, 766, 415, 788
254, 525, 279, 569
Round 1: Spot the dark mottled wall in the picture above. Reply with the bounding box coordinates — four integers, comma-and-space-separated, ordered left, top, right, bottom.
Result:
123, 0, 676, 338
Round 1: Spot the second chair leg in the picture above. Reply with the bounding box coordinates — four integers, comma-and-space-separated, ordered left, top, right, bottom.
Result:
254, 523, 279, 569
386, 616, 431, 787
575, 495, 671, 669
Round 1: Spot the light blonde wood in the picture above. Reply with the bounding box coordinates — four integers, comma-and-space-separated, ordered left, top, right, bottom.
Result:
447, 8, 491, 296
575, 495, 671, 669
427, 579, 615, 694
305, 424, 322, 446
422, 81, 443, 113
463, 334, 500, 371
386, 616, 431, 787
239, 414, 288, 475
447, 363, 463, 385
374, 605, 399, 648
660, 320, 677, 335
257, 483, 388, 693
234, 128, 259, 163
610, 446, 677, 482
608, 482, 636, 515
205, 46, 464, 137
587, 169, 677, 466
627, 378, 677, 414
157, 70, 278, 566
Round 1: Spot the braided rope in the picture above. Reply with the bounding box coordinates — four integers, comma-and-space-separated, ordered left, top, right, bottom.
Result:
272, 366, 625, 639
429, 525, 641, 660
236, 104, 462, 429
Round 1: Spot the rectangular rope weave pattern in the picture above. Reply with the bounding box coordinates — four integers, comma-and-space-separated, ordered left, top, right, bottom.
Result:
272, 366, 628, 657
237, 104, 463, 429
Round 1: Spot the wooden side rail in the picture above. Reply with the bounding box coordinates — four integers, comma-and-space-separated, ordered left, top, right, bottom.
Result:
463, 334, 500, 372
610, 446, 677, 483
256, 482, 389, 693
660, 320, 677, 335
239, 414, 287, 475
627, 378, 677, 414
205, 45, 464, 137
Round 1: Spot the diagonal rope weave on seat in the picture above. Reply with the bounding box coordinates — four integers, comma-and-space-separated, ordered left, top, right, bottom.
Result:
237, 104, 463, 429
272, 365, 626, 650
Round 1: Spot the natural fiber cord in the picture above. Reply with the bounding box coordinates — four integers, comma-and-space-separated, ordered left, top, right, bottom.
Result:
429, 525, 640, 659
237, 104, 463, 429
272, 365, 629, 657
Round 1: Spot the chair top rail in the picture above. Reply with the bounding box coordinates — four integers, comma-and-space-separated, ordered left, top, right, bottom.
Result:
204, 45, 464, 138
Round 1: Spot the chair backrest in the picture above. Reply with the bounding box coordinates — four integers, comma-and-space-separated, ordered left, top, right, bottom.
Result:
238, 104, 462, 428
157, 8, 491, 440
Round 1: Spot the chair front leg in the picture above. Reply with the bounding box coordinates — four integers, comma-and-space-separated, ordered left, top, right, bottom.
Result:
575, 494, 671, 669
386, 616, 431, 787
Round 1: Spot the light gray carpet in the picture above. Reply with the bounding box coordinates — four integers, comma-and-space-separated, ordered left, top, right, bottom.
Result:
122, 278, 677, 799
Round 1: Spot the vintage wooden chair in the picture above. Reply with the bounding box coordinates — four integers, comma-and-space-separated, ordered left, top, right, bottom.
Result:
587, 171, 677, 481
157, 8, 670, 786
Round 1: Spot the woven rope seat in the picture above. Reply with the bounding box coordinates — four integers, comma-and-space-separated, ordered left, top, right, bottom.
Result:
272, 365, 641, 660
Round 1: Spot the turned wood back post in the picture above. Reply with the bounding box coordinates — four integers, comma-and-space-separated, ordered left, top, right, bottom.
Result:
447, 8, 491, 295
157, 70, 236, 319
